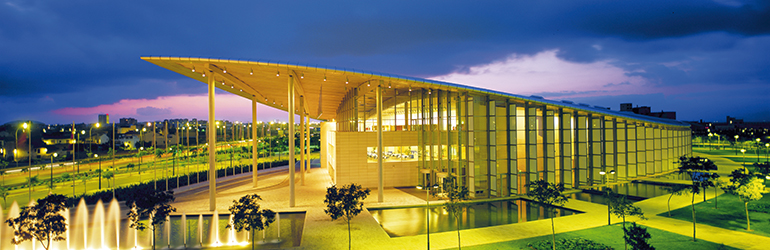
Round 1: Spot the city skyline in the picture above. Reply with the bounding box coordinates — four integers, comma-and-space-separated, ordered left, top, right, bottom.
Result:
2, 1, 769, 124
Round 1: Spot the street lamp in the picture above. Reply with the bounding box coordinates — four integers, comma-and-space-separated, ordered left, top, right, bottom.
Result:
417, 183, 439, 250
89, 123, 101, 156
708, 133, 713, 150
50, 153, 58, 192
735, 135, 740, 155
600, 169, 616, 226
765, 143, 769, 163
95, 153, 102, 190
756, 138, 762, 162
741, 149, 747, 173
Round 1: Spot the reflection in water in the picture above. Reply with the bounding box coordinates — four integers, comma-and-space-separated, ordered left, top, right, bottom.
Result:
369, 199, 581, 237
574, 181, 682, 205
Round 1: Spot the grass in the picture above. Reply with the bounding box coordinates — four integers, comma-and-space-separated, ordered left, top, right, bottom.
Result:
463, 224, 737, 250
663, 192, 770, 237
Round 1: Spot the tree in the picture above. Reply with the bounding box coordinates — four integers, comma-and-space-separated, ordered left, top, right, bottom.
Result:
434, 176, 469, 250
1, 169, 7, 186
4, 194, 68, 250
154, 148, 165, 190
324, 183, 371, 250
722, 169, 764, 231
103, 170, 115, 197
79, 174, 91, 196
609, 194, 646, 250
623, 222, 654, 250
0, 186, 8, 207
27, 175, 40, 191
677, 156, 720, 241
527, 179, 568, 250
663, 184, 689, 216
127, 190, 176, 250
227, 194, 276, 250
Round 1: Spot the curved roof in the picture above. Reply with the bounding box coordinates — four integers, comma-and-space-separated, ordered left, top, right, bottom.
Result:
141, 56, 689, 128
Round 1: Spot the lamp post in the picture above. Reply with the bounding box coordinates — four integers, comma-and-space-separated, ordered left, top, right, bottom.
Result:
95, 154, 102, 190
417, 183, 439, 250
50, 153, 57, 192
715, 133, 721, 150
735, 135, 740, 155
766, 143, 769, 163
708, 133, 713, 150
756, 138, 762, 162
600, 169, 616, 226
741, 149, 747, 173
89, 123, 100, 156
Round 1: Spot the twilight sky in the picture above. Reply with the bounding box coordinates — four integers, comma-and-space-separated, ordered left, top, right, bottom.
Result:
1, 0, 769, 124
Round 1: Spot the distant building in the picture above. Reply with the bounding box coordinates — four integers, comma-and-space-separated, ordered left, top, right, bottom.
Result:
620, 103, 676, 120
120, 117, 137, 126
98, 114, 110, 125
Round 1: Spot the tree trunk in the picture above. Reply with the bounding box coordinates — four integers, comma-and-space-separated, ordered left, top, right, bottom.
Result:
715, 187, 718, 209
623, 215, 627, 250
551, 215, 556, 250
691, 192, 697, 242
252, 228, 255, 250
667, 193, 673, 216
348, 220, 352, 250
457, 215, 462, 250
745, 202, 751, 231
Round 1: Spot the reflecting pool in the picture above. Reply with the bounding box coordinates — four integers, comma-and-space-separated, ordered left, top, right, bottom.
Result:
369, 199, 581, 237
572, 181, 681, 205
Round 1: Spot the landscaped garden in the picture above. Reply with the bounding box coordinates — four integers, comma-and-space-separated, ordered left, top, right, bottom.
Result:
463, 224, 737, 250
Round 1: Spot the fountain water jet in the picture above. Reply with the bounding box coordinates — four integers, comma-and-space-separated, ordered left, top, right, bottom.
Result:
73, 198, 88, 250
198, 214, 203, 247
90, 199, 105, 250
209, 210, 221, 247
107, 199, 121, 250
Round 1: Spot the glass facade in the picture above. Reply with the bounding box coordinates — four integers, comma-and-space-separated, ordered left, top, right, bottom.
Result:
333, 86, 692, 199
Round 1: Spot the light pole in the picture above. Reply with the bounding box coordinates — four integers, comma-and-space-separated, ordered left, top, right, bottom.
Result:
95, 153, 102, 190
50, 153, 57, 192
89, 123, 101, 156
756, 138, 762, 162
715, 133, 721, 150
417, 183, 439, 250
708, 133, 713, 150
600, 169, 616, 226
741, 149, 747, 173
735, 135, 740, 155
766, 143, 769, 163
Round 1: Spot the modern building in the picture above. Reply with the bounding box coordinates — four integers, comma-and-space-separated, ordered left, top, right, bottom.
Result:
143, 56, 692, 208
98, 114, 110, 125
620, 103, 676, 120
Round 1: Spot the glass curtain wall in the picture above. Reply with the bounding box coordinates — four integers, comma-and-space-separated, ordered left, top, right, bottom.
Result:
334, 85, 693, 199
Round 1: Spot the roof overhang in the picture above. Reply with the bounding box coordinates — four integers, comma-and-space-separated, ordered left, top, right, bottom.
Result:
141, 56, 690, 127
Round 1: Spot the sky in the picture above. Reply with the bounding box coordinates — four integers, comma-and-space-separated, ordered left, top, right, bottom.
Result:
1, 0, 769, 125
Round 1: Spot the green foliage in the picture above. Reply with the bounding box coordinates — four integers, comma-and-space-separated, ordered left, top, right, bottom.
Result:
527, 179, 568, 250
227, 194, 276, 250
126, 190, 176, 250
526, 238, 613, 250
324, 183, 371, 250
623, 222, 654, 250
4, 194, 68, 250
748, 203, 770, 213
435, 176, 470, 250
0, 186, 8, 207
677, 156, 720, 241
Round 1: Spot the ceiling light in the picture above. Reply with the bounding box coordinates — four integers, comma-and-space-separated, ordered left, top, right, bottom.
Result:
250, 68, 253, 75
202, 72, 206, 77
222, 81, 225, 85
276, 71, 280, 77
324, 74, 327, 81
281, 103, 283, 107
301, 73, 304, 79
265, 98, 268, 101
223, 67, 227, 73
191, 68, 195, 72
239, 89, 242, 92
273, 100, 276, 104
346, 77, 349, 84
388, 82, 391, 88
428, 90, 432, 95
409, 87, 412, 92
231, 85, 234, 88
367, 82, 370, 87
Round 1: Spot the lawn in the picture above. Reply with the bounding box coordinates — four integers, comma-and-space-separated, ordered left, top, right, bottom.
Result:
663, 192, 770, 237
463, 224, 736, 250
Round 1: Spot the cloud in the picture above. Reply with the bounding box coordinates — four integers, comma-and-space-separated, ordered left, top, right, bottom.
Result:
136, 106, 172, 116
431, 50, 650, 99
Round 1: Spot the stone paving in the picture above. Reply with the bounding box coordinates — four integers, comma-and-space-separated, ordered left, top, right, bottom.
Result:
171, 152, 770, 249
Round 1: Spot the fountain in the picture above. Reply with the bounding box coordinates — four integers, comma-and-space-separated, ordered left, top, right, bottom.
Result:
1, 198, 304, 250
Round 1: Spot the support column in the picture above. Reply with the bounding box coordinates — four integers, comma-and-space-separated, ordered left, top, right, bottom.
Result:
377, 81, 384, 203
288, 76, 296, 207
252, 96, 258, 187
300, 96, 306, 186
207, 71, 217, 212
305, 113, 310, 172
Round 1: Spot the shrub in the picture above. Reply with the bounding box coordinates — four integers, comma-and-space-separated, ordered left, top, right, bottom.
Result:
527, 238, 613, 250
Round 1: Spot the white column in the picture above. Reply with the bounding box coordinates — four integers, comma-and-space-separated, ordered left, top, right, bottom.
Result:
288, 76, 296, 207
207, 71, 217, 211
306, 112, 310, 173
377, 81, 384, 202
252, 96, 258, 187
300, 96, 306, 186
